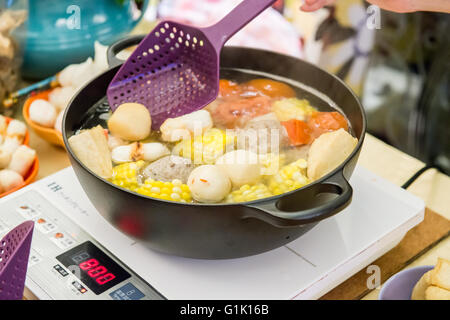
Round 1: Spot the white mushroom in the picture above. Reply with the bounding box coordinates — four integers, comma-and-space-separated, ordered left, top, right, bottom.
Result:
187, 165, 231, 203
216, 150, 262, 188
111, 142, 170, 164
29, 99, 57, 128
160, 109, 213, 142
8, 145, 36, 177
0, 169, 24, 193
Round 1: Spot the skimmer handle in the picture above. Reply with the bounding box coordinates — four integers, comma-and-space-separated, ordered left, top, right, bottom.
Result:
202, 0, 277, 51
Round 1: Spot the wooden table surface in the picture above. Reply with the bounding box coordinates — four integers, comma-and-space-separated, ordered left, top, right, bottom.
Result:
20, 119, 449, 300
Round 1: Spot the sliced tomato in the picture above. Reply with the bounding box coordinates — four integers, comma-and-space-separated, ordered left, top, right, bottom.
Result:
308, 112, 348, 136
213, 96, 272, 128
281, 119, 312, 146
242, 79, 296, 99
219, 79, 242, 98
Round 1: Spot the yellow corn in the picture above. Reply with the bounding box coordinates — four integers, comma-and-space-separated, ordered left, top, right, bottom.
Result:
226, 183, 273, 203
172, 128, 236, 164
110, 160, 146, 191
137, 178, 192, 202
110, 161, 192, 203
273, 98, 317, 122
258, 153, 286, 176
267, 158, 309, 195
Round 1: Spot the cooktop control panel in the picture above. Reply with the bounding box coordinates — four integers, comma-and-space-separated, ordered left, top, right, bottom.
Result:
0, 190, 163, 300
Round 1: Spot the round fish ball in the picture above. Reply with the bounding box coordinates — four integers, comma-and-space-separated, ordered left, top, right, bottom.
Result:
107, 103, 151, 141
216, 150, 262, 188
187, 165, 231, 203
0, 169, 24, 193
29, 99, 57, 128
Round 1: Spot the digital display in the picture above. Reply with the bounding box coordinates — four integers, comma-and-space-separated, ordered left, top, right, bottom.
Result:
56, 241, 130, 295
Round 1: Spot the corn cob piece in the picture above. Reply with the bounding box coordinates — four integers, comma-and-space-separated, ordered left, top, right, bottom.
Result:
173, 128, 236, 165
267, 159, 309, 195
110, 161, 192, 202
225, 183, 273, 203
273, 98, 317, 122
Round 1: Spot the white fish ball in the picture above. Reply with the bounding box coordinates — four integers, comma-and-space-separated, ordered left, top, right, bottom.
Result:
216, 150, 262, 188
187, 165, 231, 203
29, 99, 57, 128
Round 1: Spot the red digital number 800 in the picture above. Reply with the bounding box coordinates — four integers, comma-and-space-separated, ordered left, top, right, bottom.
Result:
79, 258, 99, 270
79, 258, 116, 286
96, 273, 116, 285
87, 266, 107, 278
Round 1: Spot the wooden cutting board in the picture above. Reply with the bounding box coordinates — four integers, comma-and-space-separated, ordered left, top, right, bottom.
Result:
320, 208, 450, 300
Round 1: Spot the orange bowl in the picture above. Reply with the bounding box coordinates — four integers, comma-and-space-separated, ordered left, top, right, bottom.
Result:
0, 117, 40, 198
23, 89, 65, 147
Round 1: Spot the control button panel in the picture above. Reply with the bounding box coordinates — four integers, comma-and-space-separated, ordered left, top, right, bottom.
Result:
1, 189, 164, 300
53, 264, 69, 277
72, 281, 87, 294
109, 283, 145, 300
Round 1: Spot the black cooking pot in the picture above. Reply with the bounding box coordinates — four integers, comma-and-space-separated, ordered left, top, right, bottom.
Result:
63, 35, 366, 259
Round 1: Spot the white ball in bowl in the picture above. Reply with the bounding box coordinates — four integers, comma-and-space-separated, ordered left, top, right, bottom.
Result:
29, 99, 57, 128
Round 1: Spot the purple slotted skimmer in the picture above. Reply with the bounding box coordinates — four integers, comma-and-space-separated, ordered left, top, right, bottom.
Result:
0, 221, 34, 300
107, 0, 277, 130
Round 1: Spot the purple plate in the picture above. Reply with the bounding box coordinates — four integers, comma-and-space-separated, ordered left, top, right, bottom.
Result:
379, 265, 434, 300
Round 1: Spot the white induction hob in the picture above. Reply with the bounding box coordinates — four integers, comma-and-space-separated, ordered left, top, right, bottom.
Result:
0, 165, 424, 300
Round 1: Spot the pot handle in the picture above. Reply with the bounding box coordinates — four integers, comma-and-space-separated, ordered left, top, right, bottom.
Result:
245, 171, 352, 228
107, 35, 146, 68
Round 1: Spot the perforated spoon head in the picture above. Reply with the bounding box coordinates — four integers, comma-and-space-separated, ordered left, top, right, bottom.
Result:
107, 0, 276, 130
107, 21, 220, 130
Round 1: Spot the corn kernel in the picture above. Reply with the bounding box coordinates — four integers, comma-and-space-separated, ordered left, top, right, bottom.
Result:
150, 187, 161, 194
171, 193, 181, 200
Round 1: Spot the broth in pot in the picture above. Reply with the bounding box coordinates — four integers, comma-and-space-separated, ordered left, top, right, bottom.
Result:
69, 69, 358, 205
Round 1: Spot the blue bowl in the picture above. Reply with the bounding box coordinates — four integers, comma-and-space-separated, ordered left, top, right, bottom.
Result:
379, 265, 434, 300
13, 0, 148, 79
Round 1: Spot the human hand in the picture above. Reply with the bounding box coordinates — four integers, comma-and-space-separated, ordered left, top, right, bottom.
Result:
300, 0, 336, 12
300, 0, 450, 13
